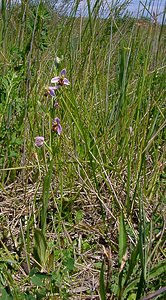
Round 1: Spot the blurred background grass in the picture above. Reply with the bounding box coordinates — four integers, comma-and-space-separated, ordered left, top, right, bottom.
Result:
0, 1, 165, 299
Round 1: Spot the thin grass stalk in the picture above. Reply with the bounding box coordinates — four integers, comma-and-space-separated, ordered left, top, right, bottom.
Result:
0, 0, 165, 297
130, 27, 152, 214
137, 188, 147, 299
61, 91, 106, 218
118, 211, 127, 299
105, 8, 113, 115
1, 0, 7, 48
41, 158, 53, 235
99, 259, 107, 300
20, 219, 30, 273
86, 0, 93, 36
18, 0, 29, 50
22, 0, 41, 184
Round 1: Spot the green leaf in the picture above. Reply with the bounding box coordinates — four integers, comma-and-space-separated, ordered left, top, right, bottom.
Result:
119, 212, 127, 266
99, 260, 107, 300
9, 151, 18, 158
64, 257, 74, 271
128, 294, 136, 300
36, 288, 47, 300
149, 261, 166, 280
75, 210, 84, 223
47, 252, 54, 272
123, 278, 139, 297
118, 212, 128, 297
30, 272, 51, 287
31, 274, 43, 286
0, 288, 13, 300
124, 242, 139, 288
34, 228, 47, 266
0, 259, 16, 265
23, 294, 36, 300
41, 159, 53, 234
136, 271, 144, 300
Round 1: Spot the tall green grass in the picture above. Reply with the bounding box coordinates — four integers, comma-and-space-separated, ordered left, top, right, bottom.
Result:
0, 0, 165, 299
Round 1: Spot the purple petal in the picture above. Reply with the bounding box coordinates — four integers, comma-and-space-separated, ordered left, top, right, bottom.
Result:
54, 117, 60, 124
51, 76, 60, 83
35, 136, 44, 147
55, 85, 61, 90
48, 88, 55, 96
49, 85, 60, 91
49, 86, 57, 90
63, 78, 70, 85
60, 69, 66, 77
57, 124, 62, 135
54, 102, 59, 109
52, 118, 62, 135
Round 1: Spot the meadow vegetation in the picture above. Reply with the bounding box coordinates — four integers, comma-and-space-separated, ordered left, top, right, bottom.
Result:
0, 0, 165, 299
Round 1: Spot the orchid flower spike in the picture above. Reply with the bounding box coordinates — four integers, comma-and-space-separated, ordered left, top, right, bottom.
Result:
52, 118, 62, 135
51, 69, 70, 89
35, 136, 44, 147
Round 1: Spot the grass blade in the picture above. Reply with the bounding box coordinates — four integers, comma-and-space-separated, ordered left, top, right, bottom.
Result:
99, 259, 107, 300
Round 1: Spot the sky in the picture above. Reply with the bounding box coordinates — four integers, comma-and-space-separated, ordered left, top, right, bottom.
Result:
126, 0, 165, 20
76, 0, 165, 23
0, 1, 165, 23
